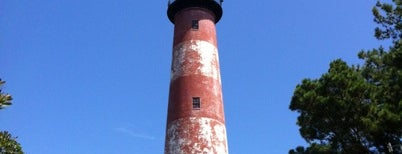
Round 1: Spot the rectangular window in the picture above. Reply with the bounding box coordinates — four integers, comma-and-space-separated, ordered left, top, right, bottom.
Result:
192, 97, 200, 109
192, 20, 199, 30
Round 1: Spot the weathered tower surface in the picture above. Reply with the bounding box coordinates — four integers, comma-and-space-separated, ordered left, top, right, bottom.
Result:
164, 0, 228, 153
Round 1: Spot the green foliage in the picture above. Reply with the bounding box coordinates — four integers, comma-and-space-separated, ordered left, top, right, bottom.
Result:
289, 144, 333, 154
289, 1, 402, 153
0, 80, 13, 109
0, 131, 23, 154
373, 0, 402, 43
290, 50, 402, 153
0, 80, 24, 153
290, 60, 372, 153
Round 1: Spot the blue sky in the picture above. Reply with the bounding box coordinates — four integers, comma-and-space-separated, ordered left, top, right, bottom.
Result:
0, 0, 390, 153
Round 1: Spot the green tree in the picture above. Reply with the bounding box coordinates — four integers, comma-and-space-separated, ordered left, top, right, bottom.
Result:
0, 80, 12, 109
0, 131, 23, 154
289, 1, 401, 153
373, 0, 402, 43
0, 79, 24, 154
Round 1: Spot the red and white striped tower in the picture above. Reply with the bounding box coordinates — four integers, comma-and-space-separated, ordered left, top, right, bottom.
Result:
164, 0, 228, 153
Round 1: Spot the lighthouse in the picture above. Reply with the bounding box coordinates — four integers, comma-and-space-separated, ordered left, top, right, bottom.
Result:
164, 0, 228, 153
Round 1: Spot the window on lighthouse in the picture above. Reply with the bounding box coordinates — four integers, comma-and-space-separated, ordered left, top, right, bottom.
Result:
192, 20, 199, 30
192, 97, 201, 109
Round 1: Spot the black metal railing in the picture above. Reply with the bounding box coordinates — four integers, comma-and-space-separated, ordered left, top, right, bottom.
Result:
168, 0, 223, 6
167, 0, 223, 23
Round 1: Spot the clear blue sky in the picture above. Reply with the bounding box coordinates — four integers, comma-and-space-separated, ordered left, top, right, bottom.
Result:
0, 0, 389, 153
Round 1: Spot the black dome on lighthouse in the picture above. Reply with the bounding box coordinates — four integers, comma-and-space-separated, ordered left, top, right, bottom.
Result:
167, 0, 223, 23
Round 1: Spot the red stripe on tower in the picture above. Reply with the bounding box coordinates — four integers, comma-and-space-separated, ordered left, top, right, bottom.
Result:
164, 0, 228, 153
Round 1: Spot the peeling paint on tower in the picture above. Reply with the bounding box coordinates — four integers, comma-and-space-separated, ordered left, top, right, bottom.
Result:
171, 40, 221, 81
166, 117, 228, 154
165, 0, 228, 153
